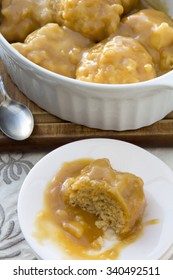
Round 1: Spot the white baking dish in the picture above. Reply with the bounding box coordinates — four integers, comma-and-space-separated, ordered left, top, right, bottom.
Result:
1, 0, 173, 131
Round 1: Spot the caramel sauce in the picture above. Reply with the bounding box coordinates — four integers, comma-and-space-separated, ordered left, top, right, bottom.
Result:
144, 219, 160, 226
33, 158, 159, 260
2, 0, 172, 82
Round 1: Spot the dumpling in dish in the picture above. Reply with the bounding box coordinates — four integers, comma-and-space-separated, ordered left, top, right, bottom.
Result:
0, 0, 55, 42
12, 23, 93, 78
50, 0, 124, 41
123, 9, 173, 74
76, 35, 156, 84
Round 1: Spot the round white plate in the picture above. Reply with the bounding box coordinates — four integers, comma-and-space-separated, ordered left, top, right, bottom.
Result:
18, 139, 173, 260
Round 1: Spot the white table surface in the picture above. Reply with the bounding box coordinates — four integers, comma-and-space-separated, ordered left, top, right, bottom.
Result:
0, 147, 173, 260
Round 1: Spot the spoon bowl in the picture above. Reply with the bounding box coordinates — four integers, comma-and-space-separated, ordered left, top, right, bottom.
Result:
0, 75, 34, 140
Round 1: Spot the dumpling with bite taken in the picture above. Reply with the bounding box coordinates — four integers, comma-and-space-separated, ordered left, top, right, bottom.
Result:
62, 158, 146, 235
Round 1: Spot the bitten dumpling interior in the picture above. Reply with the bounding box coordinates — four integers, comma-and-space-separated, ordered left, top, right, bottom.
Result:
62, 158, 146, 235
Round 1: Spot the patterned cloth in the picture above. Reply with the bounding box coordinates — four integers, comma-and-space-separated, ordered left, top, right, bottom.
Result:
0, 152, 46, 259
0, 149, 173, 260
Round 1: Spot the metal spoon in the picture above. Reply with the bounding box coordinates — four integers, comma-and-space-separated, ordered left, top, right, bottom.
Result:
0, 75, 34, 140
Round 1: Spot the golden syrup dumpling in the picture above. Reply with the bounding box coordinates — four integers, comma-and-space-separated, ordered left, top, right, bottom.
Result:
76, 35, 156, 84
0, 0, 55, 42
63, 158, 146, 235
12, 23, 93, 78
50, 0, 124, 42
123, 9, 173, 74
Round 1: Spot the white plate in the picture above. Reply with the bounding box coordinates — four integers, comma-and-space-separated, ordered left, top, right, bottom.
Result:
18, 139, 173, 260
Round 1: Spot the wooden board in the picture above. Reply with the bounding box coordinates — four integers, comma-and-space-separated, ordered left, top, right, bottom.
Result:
1, 60, 173, 151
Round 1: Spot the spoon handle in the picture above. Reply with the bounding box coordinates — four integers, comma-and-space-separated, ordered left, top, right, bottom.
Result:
0, 75, 10, 101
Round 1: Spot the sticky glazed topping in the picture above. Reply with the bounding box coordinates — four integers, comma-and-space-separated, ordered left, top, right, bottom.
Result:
1, 0, 173, 83
33, 158, 151, 260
